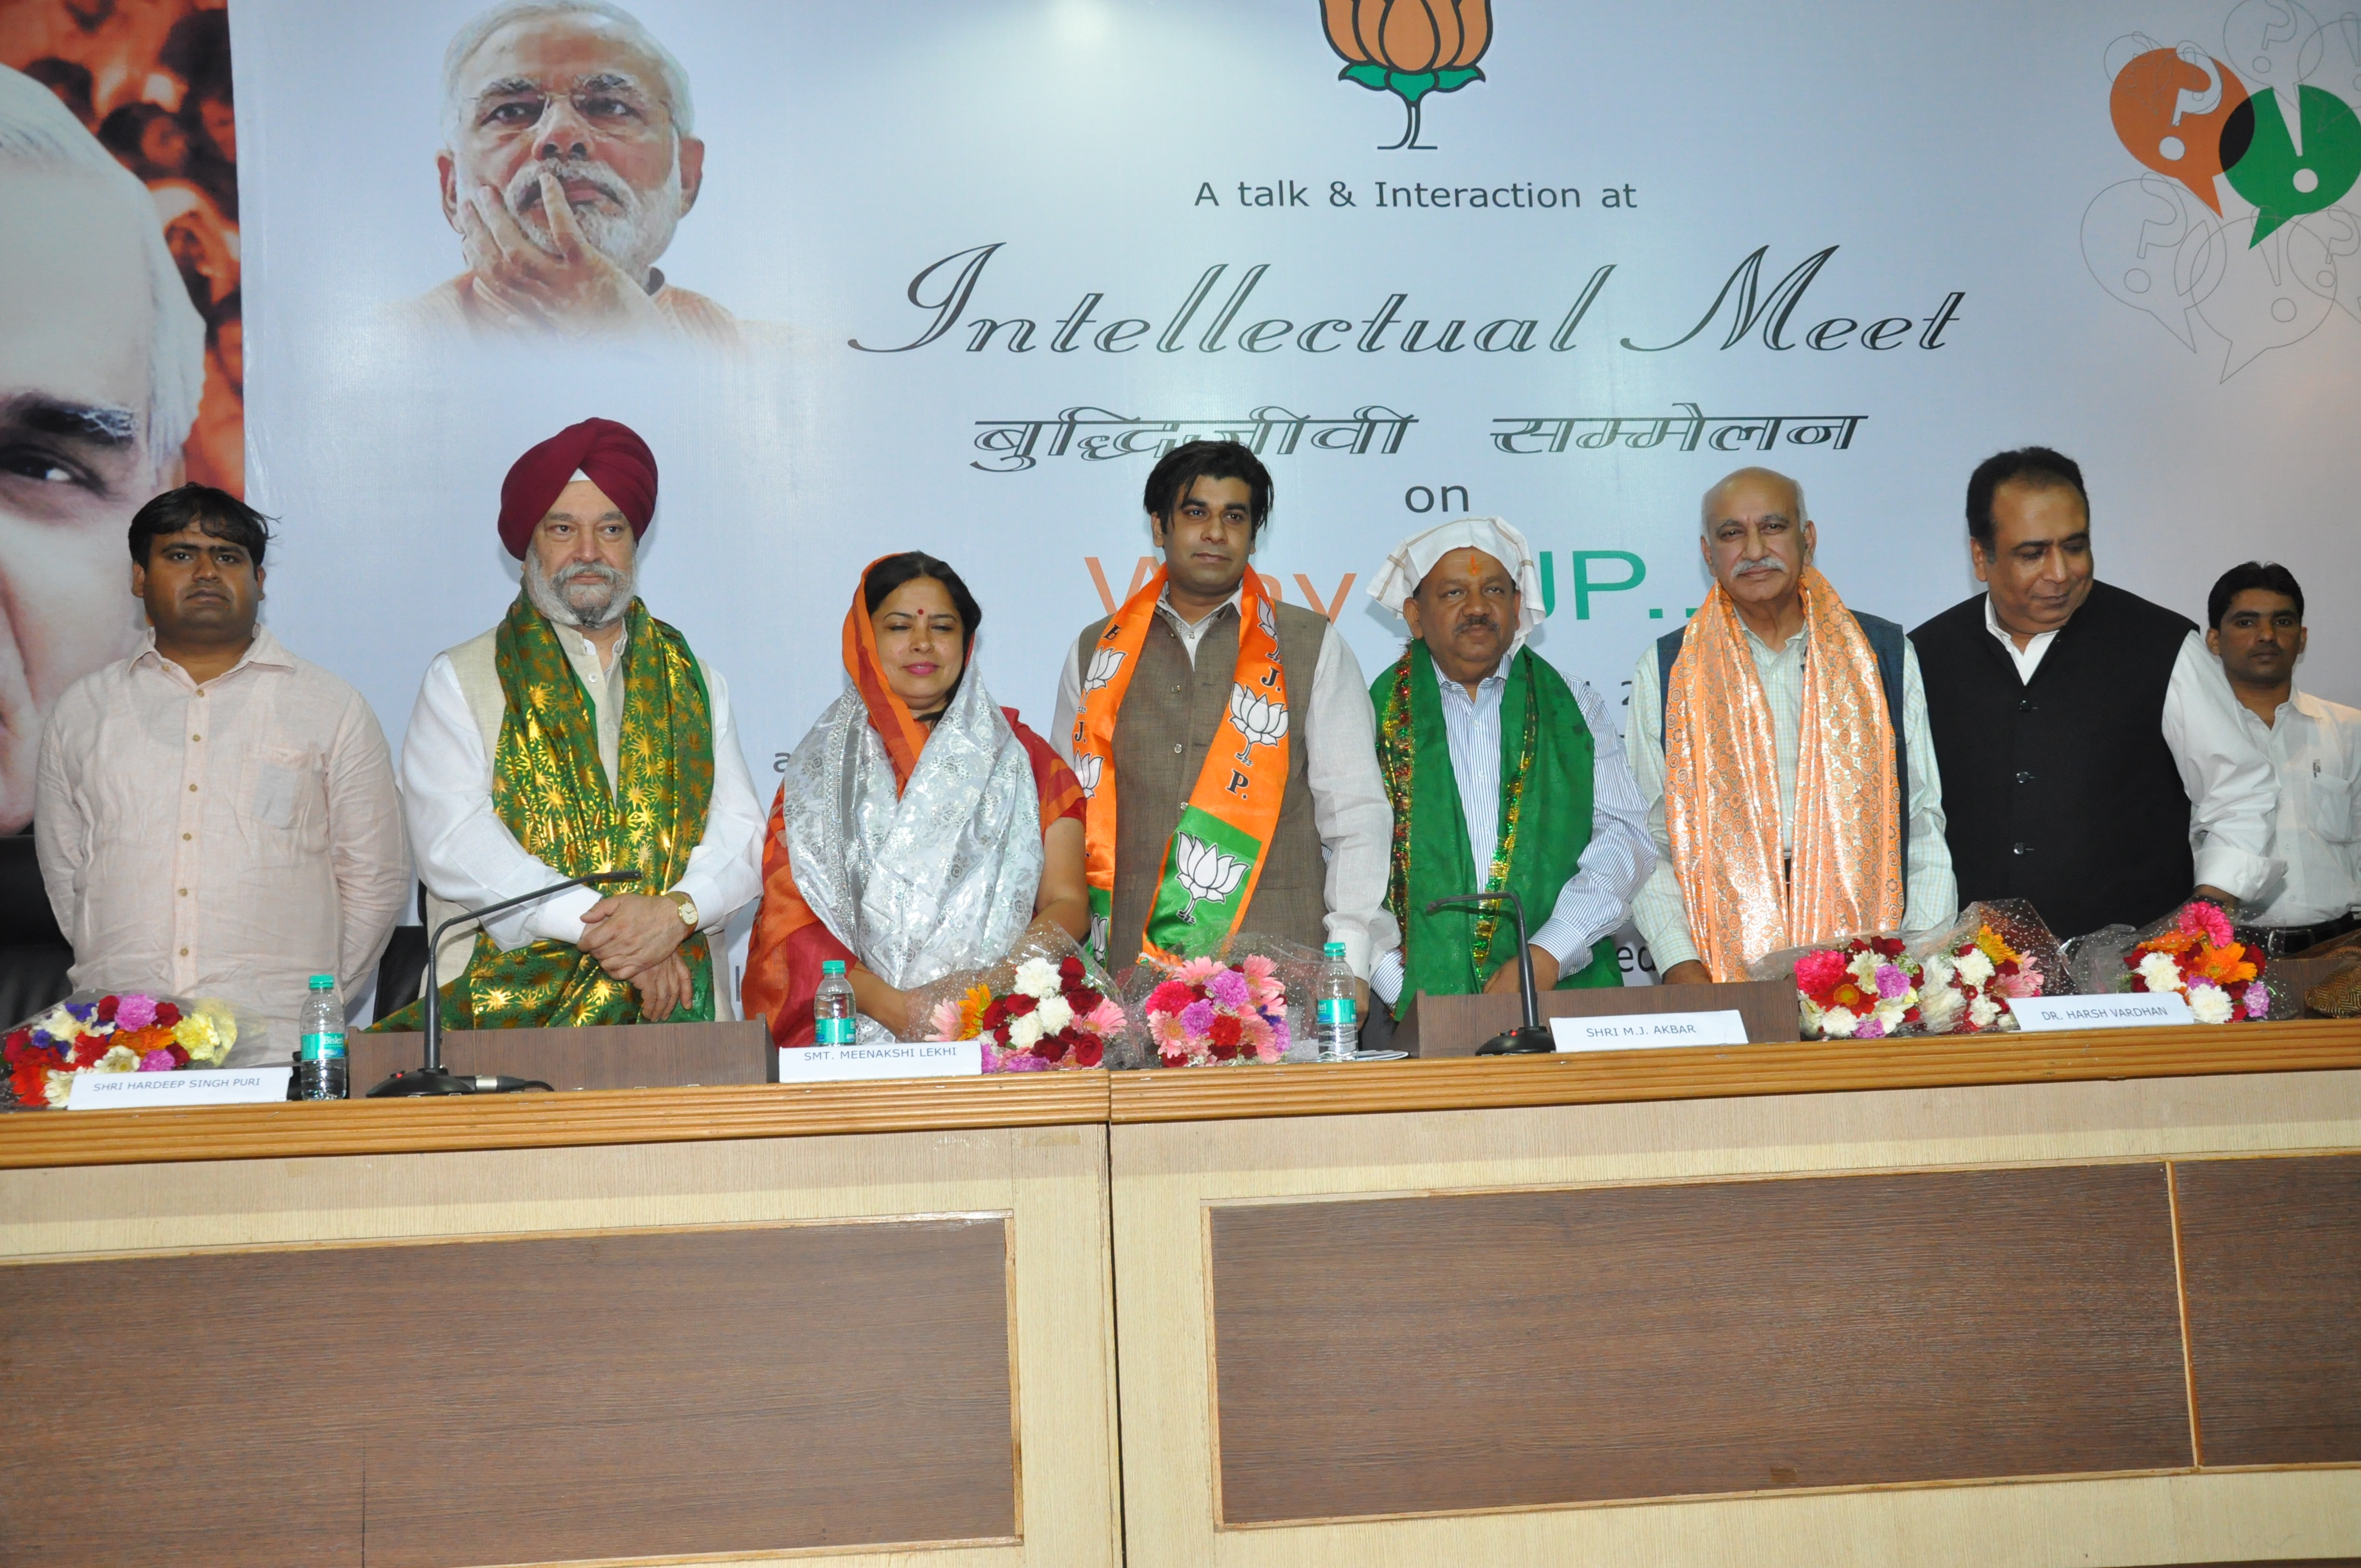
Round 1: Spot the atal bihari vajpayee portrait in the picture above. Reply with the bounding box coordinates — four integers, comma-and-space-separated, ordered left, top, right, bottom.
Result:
400, 0, 739, 345
0, 65, 206, 837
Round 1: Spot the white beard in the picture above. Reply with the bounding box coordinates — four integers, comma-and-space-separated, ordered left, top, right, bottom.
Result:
524, 549, 634, 630
490, 149, 686, 282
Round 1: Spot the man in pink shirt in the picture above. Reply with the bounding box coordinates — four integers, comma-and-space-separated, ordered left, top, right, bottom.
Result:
34, 485, 409, 1061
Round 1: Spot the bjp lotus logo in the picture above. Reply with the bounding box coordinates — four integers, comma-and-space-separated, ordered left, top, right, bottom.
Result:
1324, 0, 1493, 149
1228, 683, 1290, 765
1173, 834, 1250, 924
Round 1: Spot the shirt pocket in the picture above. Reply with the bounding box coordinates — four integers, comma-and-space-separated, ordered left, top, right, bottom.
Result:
249, 743, 330, 853
2312, 772, 2356, 843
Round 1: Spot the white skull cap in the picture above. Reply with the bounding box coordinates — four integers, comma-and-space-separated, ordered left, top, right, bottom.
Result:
1366, 516, 1545, 652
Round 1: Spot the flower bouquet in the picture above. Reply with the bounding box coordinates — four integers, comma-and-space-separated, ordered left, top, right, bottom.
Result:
906, 924, 1129, 1071
1119, 934, 1321, 1069
1750, 933, 1925, 1039
4, 992, 238, 1109
2068, 901, 2277, 1023
1912, 900, 2061, 1035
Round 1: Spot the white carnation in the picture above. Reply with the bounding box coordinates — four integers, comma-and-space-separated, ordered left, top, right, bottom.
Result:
1848, 953, 1880, 988
1820, 1005, 1860, 1038
1012, 958, 1061, 1000
1034, 995, 1074, 1033
2188, 984, 2233, 1025
2135, 951, 2185, 993
1008, 1012, 1046, 1049
1968, 995, 2001, 1029
1920, 984, 1963, 1030
1955, 950, 1995, 987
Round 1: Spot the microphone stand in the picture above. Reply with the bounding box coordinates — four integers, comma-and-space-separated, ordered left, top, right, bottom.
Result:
366, 869, 641, 1097
1424, 890, 1555, 1055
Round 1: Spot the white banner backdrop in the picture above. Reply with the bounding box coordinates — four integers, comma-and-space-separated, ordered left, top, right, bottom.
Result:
227, 0, 2361, 972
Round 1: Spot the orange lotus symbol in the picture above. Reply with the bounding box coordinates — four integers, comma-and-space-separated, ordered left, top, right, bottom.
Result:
1323, 0, 1493, 150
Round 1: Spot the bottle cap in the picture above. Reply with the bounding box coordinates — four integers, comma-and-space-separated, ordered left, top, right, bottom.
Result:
308, 974, 335, 989
1324, 942, 1347, 959
821, 960, 847, 975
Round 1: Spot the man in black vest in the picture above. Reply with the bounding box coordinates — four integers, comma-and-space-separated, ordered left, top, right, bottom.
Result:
1910, 448, 2276, 939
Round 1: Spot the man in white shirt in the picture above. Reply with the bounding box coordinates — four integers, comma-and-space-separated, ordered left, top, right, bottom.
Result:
390, 417, 761, 1030
36, 486, 408, 1061
1629, 468, 1956, 983
2205, 561, 2359, 955
1911, 448, 2276, 939
1360, 516, 1652, 1015
1052, 441, 1392, 1006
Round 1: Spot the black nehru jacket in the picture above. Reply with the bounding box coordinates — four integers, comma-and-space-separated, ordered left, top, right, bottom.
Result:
1910, 580, 2196, 939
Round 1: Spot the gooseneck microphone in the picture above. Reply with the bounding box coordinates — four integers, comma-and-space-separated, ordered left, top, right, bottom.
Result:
366, 869, 641, 1097
1424, 889, 1555, 1055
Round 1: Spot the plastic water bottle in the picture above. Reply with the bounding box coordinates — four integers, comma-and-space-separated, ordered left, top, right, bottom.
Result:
1316, 942, 1358, 1061
295, 973, 347, 1099
815, 960, 857, 1046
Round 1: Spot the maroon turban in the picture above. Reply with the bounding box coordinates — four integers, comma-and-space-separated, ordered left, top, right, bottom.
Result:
497, 417, 659, 559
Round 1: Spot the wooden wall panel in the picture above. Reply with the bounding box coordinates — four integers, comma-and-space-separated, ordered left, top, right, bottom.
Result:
2175, 1153, 2361, 1468
1208, 1165, 2191, 1523
0, 1218, 1016, 1567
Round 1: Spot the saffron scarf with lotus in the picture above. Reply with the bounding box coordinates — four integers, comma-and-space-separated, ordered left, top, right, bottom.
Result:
741, 563, 1076, 1046
1375, 641, 1620, 999
379, 594, 716, 1032
1663, 567, 1905, 980
1074, 565, 1289, 965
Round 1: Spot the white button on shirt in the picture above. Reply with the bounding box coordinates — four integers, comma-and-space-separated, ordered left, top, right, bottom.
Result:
1366, 663, 1655, 1006
2233, 687, 2361, 928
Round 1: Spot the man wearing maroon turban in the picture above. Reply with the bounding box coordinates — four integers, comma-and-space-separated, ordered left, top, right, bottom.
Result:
381, 418, 762, 1033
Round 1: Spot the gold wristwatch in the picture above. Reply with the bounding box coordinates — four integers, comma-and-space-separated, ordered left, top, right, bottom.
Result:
666, 890, 699, 930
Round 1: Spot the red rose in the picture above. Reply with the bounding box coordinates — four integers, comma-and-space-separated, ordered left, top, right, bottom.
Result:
994, 1021, 1014, 1045
1074, 1036, 1104, 1068
96, 995, 119, 1022
1006, 994, 1038, 1017
3, 1029, 29, 1061
1210, 1039, 1239, 1060
1059, 955, 1085, 983
1209, 1014, 1243, 1049
1147, 980, 1194, 1015
1160, 1047, 1187, 1067
1036, 1033, 1069, 1062
154, 1003, 181, 1027
981, 997, 1010, 1028
166, 1044, 191, 1068
1069, 987, 1103, 1015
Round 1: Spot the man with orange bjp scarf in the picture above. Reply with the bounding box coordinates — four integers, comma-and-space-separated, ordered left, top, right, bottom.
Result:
385, 417, 763, 1031
1628, 467, 1957, 984
742, 553, 1087, 1047
1050, 442, 1393, 1007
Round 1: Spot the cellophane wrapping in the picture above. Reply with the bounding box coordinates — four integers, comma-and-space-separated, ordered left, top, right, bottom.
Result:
4, 990, 243, 1108
1908, 899, 2064, 1034
899, 923, 1135, 1070
1115, 933, 1326, 1069
2063, 900, 2290, 1022
1747, 930, 1929, 1040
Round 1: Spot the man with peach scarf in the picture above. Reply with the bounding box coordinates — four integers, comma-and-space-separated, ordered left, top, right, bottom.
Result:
1628, 467, 1957, 983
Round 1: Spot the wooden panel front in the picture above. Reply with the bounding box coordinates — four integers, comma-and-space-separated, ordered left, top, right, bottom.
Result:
1398, 978, 1797, 1058
2176, 1152, 2361, 1468
0, 1218, 1016, 1566
1207, 1164, 2190, 1523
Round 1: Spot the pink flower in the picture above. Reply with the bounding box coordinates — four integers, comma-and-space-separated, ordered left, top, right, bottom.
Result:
2242, 980, 2270, 1020
1207, 968, 1250, 1009
1150, 1014, 1188, 1053
1086, 997, 1127, 1033
1173, 957, 1222, 986
1239, 952, 1285, 1009
114, 994, 157, 1032
2179, 901, 2234, 949
1794, 949, 1848, 995
1178, 1000, 1216, 1037
1239, 1012, 1277, 1060
1853, 1014, 1887, 1039
138, 1049, 177, 1072
1874, 964, 1911, 1000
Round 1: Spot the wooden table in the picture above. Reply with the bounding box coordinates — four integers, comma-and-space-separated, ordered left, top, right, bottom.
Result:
6, 1022, 2360, 1568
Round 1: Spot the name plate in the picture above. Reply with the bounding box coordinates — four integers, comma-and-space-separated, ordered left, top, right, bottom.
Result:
776, 1041, 984, 1083
1552, 1009, 1750, 1052
66, 1065, 294, 1109
2010, 993, 2195, 1032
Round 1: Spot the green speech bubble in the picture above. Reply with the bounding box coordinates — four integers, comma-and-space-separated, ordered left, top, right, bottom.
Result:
2221, 85, 2361, 243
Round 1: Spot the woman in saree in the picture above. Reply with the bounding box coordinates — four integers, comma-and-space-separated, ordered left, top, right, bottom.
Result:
743, 552, 1088, 1044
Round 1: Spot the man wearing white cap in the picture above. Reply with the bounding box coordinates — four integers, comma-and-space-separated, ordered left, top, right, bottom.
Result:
1366, 518, 1655, 1016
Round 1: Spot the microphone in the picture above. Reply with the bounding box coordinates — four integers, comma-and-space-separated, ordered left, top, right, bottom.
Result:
366, 869, 643, 1097
1424, 890, 1554, 1055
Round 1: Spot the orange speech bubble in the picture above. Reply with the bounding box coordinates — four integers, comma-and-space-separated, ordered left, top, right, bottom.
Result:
2110, 46, 2251, 215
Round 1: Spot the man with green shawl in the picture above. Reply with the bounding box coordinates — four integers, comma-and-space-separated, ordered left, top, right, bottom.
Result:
1366, 518, 1654, 1019
383, 417, 763, 1032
